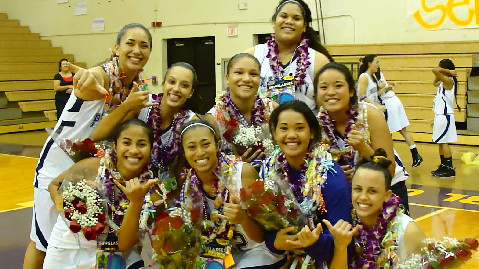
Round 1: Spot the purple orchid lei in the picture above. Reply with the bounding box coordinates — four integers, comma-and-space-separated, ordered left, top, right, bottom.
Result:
99, 149, 155, 230
146, 93, 189, 171
352, 195, 402, 269
317, 105, 359, 167
266, 34, 310, 89
217, 88, 267, 127
277, 151, 309, 204
179, 153, 237, 245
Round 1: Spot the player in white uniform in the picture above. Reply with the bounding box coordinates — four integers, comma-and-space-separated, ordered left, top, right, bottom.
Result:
374, 68, 423, 167
23, 23, 152, 269
431, 59, 458, 178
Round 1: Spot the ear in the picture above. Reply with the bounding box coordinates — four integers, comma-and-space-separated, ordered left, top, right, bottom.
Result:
113, 44, 119, 56
384, 189, 393, 202
188, 88, 194, 99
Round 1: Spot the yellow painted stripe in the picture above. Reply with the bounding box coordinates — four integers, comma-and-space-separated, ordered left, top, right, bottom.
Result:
410, 202, 479, 213
17, 201, 34, 207
414, 208, 449, 222
0, 153, 38, 160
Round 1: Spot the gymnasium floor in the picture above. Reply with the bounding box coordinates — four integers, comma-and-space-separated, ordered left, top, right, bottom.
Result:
0, 130, 478, 268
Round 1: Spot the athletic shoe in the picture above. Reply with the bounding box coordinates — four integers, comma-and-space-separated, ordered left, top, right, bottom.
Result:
412, 154, 423, 167
434, 167, 455, 178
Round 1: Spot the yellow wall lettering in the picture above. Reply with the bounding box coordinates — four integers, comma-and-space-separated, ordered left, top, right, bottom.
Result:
413, 0, 448, 29
459, 195, 479, 205
407, 189, 425, 196
443, 193, 468, 202
447, 0, 474, 26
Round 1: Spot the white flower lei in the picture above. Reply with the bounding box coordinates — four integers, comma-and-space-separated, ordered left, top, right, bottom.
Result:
63, 179, 104, 228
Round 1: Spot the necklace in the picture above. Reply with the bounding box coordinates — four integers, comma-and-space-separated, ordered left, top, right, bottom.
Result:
266, 34, 310, 90
146, 93, 189, 171
352, 195, 402, 268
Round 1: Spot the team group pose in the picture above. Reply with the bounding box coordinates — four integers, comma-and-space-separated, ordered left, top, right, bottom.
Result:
22, 1, 468, 268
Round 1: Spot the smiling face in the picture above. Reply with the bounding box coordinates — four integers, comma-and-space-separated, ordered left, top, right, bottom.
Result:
315, 69, 353, 114
162, 66, 194, 109
273, 109, 314, 163
352, 168, 392, 226
273, 3, 306, 43
226, 56, 260, 101
115, 125, 152, 180
182, 126, 218, 174
114, 27, 151, 75
60, 60, 70, 72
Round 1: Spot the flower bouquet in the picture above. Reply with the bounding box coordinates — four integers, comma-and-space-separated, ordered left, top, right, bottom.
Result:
61, 175, 107, 241
151, 207, 200, 269
59, 137, 105, 162
396, 237, 479, 269
240, 179, 307, 233
222, 119, 274, 158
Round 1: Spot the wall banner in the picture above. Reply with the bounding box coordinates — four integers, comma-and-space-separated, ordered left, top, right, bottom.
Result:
408, 0, 479, 30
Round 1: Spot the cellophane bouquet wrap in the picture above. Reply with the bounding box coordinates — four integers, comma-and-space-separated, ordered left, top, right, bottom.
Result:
396, 237, 478, 269
150, 203, 200, 268
239, 178, 307, 233
60, 167, 107, 241
58, 137, 106, 162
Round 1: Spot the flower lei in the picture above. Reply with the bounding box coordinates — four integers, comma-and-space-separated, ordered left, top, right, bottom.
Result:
146, 93, 189, 171
98, 148, 155, 232
266, 34, 310, 89
352, 194, 402, 269
318, 103, 368, 167
101, 53, 145, 116
180, 153, 238, 258
215, 89, 268, 140
62, 179, 106, 240
268, 146, 334, 218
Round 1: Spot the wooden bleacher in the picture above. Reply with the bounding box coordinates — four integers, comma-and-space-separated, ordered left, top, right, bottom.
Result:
0, 13, 86, 134
327, 41, 478, 146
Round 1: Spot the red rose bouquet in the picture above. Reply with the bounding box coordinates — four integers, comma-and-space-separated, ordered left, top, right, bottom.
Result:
61, 177, 107, 241
151, 208, 200, 269
59, 138, 105, 162
240, 179, 307, 233
396, 237, 479, 268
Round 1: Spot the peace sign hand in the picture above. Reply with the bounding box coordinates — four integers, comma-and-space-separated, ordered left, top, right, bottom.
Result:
113, 178, 158, 205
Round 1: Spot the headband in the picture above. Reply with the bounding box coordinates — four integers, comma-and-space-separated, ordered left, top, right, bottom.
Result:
373, 156, 387, 164
276, 0, 305, 14
180, 122, 216, 137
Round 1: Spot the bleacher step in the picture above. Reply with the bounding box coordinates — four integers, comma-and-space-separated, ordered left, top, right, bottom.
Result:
5, 90, 55, 101
0, 54, 74, 63
382, 68, 469, 82
392, 81, 466, 95
397, 94, 466, 109
0, 72, 53, 81
405, 106, 465, 122
335, 54, 476, 68
18, 100, 55, 112
0, 120, 56, 134
0, 107, 22, 121
0, 80, 53, 91
0, 26, 30, 33
393, 132, 479, 146
44, 110, 57, 121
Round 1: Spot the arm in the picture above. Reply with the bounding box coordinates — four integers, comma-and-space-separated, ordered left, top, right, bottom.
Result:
403, 221, 426, 257
48, 158, 101, 210
53, 79, 73, 92
357, 75, 369, 99
115, 178, 157, 251
69, 64, 109, 101
367, 106, 395, 176
90, 83, 155, 141
323, 219, 360, 269
313, 51, 331, 77
303, 162, 351, 263
432, 67, 454, 90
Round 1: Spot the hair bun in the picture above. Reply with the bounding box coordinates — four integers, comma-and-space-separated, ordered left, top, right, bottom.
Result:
370, 148, 392, 168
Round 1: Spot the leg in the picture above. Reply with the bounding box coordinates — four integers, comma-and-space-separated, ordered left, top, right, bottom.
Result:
23, 241, 45, 269
398, 127, 414, 146
434, 143, 455, 178
399, 127, 423, 167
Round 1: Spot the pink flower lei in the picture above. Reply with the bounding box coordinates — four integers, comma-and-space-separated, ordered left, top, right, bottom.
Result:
146, 93, 189, 171
216, 88, 268, 128
317, 104, 359, 167
266, 34, 310, 89
352, 195, 402, 269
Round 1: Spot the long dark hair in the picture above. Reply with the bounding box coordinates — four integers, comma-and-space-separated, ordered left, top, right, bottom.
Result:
272, 0, 333, 62
112, 118, 154, 146
269, 100, 321, 144
358, 55, 377, 79
314, 62, 358, 106
355, 148, 393, 190
439, 59, 460, 111
162, 62, 202, 114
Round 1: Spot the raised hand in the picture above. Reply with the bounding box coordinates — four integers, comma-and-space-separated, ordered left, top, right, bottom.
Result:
340, 165, 355, 182
273, 226, 303, 251
323, 219, 361, 250
345, 124, 367, 152
123, 82, 158, 111
240, 148, 263, 163
113, 178, 157, 204
69, 63, 108, 98
217, 195, 247, 225
291, 224, 322, 248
